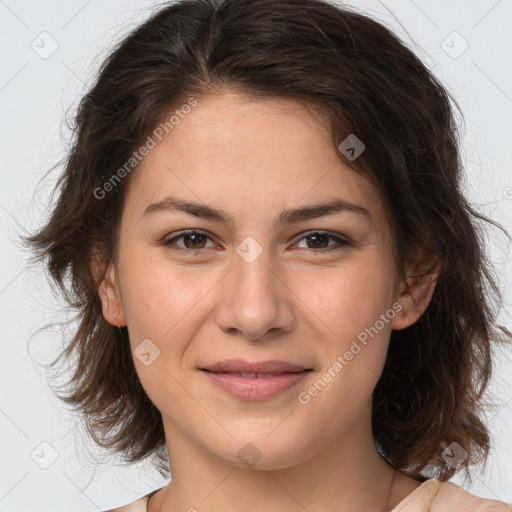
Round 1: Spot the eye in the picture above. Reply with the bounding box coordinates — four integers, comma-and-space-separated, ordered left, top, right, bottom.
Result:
162, 230, 218, 255
293, 230, 351, 253
161, 229, 350, 255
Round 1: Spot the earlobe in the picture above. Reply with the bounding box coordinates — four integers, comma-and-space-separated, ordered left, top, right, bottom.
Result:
392, 256, 440, 331
94, 261, 127, 328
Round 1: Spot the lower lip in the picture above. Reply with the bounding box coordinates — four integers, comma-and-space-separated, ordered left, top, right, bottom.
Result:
201, 370, 312, 400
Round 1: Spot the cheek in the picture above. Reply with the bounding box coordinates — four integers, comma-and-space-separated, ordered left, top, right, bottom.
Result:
302, 313, 392, 428
301, 260, 396, 336
120, 267, 206, 411
119, 247, 212, 332
304, 262, 396, 392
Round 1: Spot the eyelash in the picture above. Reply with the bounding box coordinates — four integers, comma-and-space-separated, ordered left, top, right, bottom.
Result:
161, 229, 351, 255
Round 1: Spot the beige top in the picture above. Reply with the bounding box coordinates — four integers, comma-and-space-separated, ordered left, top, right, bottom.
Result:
105, 478, 511, 511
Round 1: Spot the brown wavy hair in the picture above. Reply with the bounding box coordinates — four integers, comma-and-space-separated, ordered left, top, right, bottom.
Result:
24, 0, 511, 482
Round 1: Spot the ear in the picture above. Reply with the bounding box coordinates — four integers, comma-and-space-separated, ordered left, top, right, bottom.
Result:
391, 247, 440, 331
91, 251, 127, 327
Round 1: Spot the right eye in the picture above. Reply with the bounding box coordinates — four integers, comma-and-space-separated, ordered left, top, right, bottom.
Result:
161, 230, 219, 255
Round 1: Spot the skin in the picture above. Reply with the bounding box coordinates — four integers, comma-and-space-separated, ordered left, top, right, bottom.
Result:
97, 91, 439, 512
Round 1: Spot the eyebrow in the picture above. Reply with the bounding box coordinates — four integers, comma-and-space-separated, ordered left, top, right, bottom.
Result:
141, 195, 372, 226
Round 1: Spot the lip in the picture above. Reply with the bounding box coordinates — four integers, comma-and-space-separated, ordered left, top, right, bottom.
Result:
199, 360, 313, 400
201, 359, 310, 374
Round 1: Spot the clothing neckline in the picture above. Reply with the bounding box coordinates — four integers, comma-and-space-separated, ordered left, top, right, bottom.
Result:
145, 480, 438, 512
389, 478, 439, 511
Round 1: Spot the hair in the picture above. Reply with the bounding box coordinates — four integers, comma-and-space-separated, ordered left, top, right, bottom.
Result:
24, 0, 511, 482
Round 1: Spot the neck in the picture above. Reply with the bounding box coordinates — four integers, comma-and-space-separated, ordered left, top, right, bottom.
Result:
150, 401, 421, 512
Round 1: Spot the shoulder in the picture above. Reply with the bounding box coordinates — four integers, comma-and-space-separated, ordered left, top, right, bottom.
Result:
391, 478, 511, 512
432, 481, 511, 511
103, 493, 151, 512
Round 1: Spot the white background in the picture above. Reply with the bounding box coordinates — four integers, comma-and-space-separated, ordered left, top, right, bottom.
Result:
0, 0, 511, 510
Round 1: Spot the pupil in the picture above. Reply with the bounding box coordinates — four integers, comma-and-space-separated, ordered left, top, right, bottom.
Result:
185, 234, 205, 249
309, 234, 327, 248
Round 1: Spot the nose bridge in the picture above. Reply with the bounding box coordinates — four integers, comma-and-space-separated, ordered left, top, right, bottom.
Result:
234, 242, 275, 301
231, 240, 278, 316
215, 237, 294, 339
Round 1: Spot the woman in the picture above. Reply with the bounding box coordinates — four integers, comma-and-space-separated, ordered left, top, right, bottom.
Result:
25, 0, 511, 510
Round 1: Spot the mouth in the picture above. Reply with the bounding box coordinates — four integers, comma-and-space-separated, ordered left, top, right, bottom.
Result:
200, 359, 313, 374
201, 369, 312, 378
199, 361, 313, 400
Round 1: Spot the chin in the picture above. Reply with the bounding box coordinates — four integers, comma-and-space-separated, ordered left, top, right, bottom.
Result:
209, 433, 312, 471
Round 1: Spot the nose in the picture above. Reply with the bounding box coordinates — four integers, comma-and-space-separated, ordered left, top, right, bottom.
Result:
214, 246, 295, 341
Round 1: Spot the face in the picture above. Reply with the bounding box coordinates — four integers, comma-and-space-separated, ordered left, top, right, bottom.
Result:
99, 91, 433, 471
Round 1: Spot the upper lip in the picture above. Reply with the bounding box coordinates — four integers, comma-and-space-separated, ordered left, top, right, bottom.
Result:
200, 359, 311, 374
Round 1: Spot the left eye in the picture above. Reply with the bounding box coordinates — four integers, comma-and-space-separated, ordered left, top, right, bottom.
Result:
161, 230, 350, 254
294, 231, 350, 252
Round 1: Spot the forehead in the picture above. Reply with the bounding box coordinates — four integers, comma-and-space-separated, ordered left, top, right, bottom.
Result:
124, 91, 391, 238
148, 92, 337, 173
